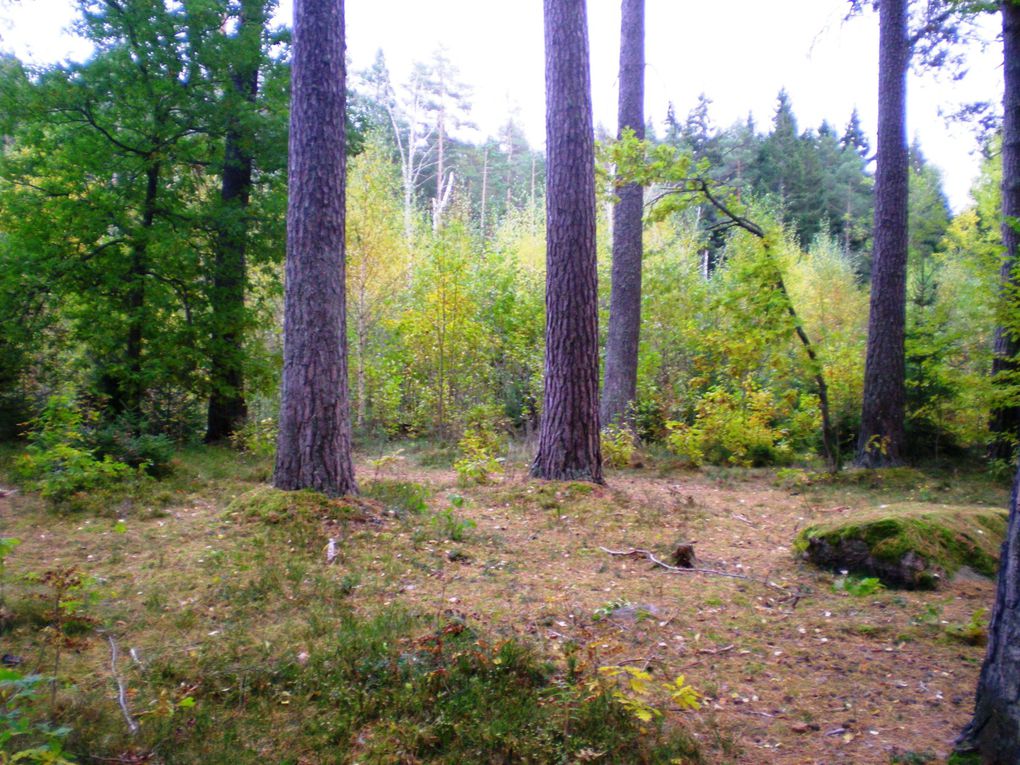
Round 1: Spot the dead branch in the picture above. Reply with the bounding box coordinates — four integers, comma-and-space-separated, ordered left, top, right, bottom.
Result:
599, 546, 802, 606
105, 633, 139, 736
698, 644, 735, 655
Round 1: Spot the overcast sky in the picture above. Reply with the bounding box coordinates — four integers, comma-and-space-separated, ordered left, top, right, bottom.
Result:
0, 0, 1005, 211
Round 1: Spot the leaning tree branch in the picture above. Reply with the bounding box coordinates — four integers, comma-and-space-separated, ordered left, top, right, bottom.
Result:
648, 176, 840, 472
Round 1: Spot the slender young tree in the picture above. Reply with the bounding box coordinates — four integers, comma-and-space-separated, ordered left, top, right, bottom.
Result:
988, 1, 1020, 463
957, 4, 1020, 760
856, 0, 910, 467
273, 0, 357, 496
531, 0, 603, 483
600, 0, 645, 428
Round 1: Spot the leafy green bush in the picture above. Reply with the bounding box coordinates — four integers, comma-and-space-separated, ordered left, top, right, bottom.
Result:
666, 385, 815, 467
0, 669, 76, 763
832, 574, 885, 597
631, 398, 667, 442
229, 417, 278, 458
13, 396, 139, 505
454, 428, 502, 485
91, 416, 174, 477
601, 424, 636, 468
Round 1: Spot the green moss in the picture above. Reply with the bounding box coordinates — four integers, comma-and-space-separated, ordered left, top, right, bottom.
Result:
493, 480, 600, 512
226, 485, 366, 524
795, 503, 1008, 585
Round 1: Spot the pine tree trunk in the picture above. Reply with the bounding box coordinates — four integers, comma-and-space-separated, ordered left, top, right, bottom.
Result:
273, 0, 357, 497
988, 1, 1020, 464
958, 10, 1020, 758
206, 2, 262, 443
855, 0, 909, 468
600, 0, 645, 428
958, 461, 1020, 763
531, 0, 603, 483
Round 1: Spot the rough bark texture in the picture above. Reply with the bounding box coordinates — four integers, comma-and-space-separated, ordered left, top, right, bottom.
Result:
273, 0, 357, 497
855, 0, 909, 468
206, 0, 262, 443
600, 0, 645, 428
959, 458, 1020, 762
531, 0, 603, 483
989, 1, 1020, 464
959, 7, 1020, 760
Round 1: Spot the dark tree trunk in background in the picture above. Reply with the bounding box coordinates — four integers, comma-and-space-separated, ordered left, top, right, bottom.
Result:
110, 160, 159, 423
855, 0, 909, 468
531, 0, 603, 483
958, 8, 1020, 760
205, 0, 263, 444
600, 0, 645, 428
988, 1, 1020, 464
273, 0, 357, 497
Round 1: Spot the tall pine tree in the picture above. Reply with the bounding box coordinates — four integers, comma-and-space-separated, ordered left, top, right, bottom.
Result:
273, 0, 357, 496
532, 0, 603, 482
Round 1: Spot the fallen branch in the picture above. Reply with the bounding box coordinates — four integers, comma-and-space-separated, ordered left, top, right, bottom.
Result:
105, 634, 139, 736
698, 644, 735, 655
599, 546, 803, 606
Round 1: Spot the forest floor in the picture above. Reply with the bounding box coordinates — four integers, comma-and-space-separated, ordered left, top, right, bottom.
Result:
0, 445, 1007, 765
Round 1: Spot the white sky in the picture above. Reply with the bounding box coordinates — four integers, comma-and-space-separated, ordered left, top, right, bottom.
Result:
0, 0, 1005, 211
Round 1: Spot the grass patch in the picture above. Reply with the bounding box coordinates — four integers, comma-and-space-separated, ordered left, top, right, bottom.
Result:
360, 479, 430, 516
38, 607, 704, 764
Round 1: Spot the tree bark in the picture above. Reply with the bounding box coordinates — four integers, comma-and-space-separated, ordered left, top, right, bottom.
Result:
988, 1, 1020, 464
205, 0, 263, 444
273, 0, 357, 497
958, 9, 1020, 759
855, 0, 909, 468
958, 458, 1020, 763
600, 0, 645, 428
531, 0, 604, 483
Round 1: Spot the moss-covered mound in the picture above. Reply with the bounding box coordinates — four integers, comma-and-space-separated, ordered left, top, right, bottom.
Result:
795, 503, 1008, 589
226, 485, 380, 524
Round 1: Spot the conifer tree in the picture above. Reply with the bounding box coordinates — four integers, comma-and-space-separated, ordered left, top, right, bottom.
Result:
273, 0, 357, 496
532, 0, 603, 482
601, 0, 646, 427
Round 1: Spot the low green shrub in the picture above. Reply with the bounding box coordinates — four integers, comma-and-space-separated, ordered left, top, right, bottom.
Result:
454, 428, 502, 486
229, 417, 278, 458
601, 424, 636, 468
91, 416, 175, 477
361, 479, 430, 516
13, 396, 141, 506
0, 669, 76, 763
666, 385, 817, 467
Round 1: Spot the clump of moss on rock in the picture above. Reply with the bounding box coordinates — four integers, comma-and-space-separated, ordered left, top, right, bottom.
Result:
795, 503, 1007, 589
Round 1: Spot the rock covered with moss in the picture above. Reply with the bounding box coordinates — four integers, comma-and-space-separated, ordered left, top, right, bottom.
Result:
794, 503, 1007, 589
